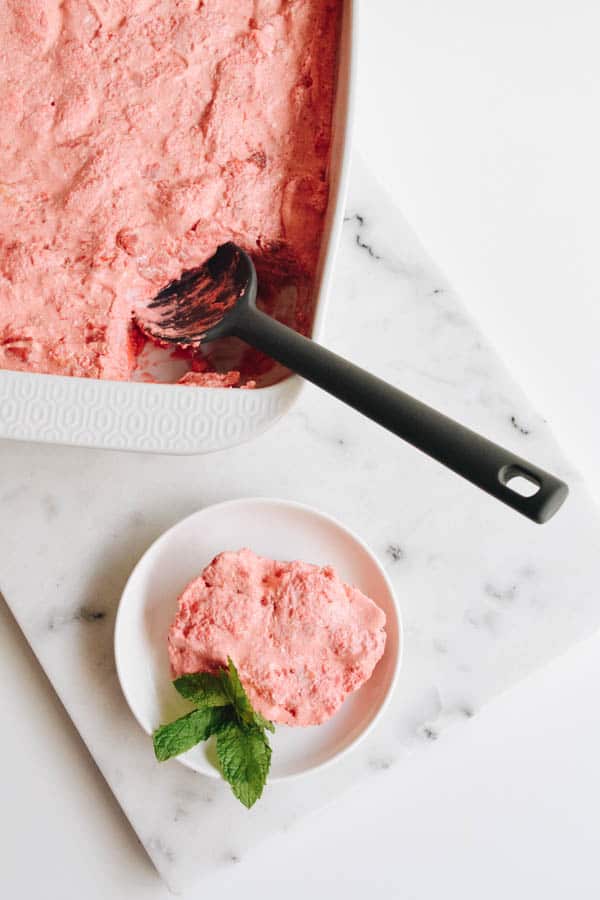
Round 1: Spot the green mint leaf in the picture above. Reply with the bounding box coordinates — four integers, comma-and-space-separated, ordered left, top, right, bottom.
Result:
153, 706, 230, 762
219, 657, 254, 724
221, 657, 275, 733
252, 710, 276, 734
173, 672, 230, 708
216, 720, 271, 808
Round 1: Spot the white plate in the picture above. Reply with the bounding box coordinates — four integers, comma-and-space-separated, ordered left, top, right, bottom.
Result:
0, 0, 356, 454
114, 497, 402, 782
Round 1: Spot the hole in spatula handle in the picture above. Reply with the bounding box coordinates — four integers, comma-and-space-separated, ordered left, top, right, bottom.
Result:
496, 463, 567, 524
501, 466, 541, 498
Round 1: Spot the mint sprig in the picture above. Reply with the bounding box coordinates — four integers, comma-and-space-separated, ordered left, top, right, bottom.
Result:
153, 707, 230, 762
216, 720, 272, 809
218, 657, 276, 734
173, 672, 230, 708
152, 658, 274, 808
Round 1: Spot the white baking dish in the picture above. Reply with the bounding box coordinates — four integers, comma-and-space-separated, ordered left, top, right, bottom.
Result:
0, 1, 356, 454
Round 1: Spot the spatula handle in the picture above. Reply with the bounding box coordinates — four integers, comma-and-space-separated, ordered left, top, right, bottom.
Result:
234, 306, 568, 523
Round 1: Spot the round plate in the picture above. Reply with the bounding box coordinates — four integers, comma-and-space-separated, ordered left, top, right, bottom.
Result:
115, 498, 402, 781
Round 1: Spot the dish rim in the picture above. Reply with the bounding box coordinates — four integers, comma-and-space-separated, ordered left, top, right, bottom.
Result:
0, 0, 358, 454
114, 494, 403, 783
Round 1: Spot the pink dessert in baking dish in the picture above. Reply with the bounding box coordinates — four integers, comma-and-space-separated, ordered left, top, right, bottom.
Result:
168, 549, 387, 727
0, 0, 341, 384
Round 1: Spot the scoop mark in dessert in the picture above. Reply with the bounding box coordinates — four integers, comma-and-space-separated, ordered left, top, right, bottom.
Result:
344, 213, 382, 261
386, 543, 404, 563
510, 415, 531, 435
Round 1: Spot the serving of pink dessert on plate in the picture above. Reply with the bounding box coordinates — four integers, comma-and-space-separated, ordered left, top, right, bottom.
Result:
168, 548, 387, 726
0, 0, 342, 385
115, 497, 401, 783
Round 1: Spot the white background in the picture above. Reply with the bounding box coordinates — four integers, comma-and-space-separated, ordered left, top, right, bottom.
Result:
2, 2, 599, 897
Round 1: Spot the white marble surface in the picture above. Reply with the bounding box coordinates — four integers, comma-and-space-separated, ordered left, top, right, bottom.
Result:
1, 154, 599, 892
356, 0, 600, 506
3, 2, 600, 897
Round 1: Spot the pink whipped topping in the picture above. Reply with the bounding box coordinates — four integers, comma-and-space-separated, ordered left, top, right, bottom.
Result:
178, 370, 253, 388
168, 549, 387, 727
0, 1, 341, 381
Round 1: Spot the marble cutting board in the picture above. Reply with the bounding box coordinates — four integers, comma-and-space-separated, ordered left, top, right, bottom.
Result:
2, 157, 599, 893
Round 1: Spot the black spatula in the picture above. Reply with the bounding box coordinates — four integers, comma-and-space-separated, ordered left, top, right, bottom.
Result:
136, 242, 568, 523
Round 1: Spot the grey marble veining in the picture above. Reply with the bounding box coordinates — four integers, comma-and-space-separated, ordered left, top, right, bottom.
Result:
1, 157, 600, 892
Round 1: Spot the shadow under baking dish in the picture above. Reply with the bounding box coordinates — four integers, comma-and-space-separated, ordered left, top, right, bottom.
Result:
114, 496, 402, 782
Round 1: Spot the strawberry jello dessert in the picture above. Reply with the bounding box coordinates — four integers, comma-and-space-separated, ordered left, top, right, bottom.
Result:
168, 549, 387, 727
0, 1, 342, 385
